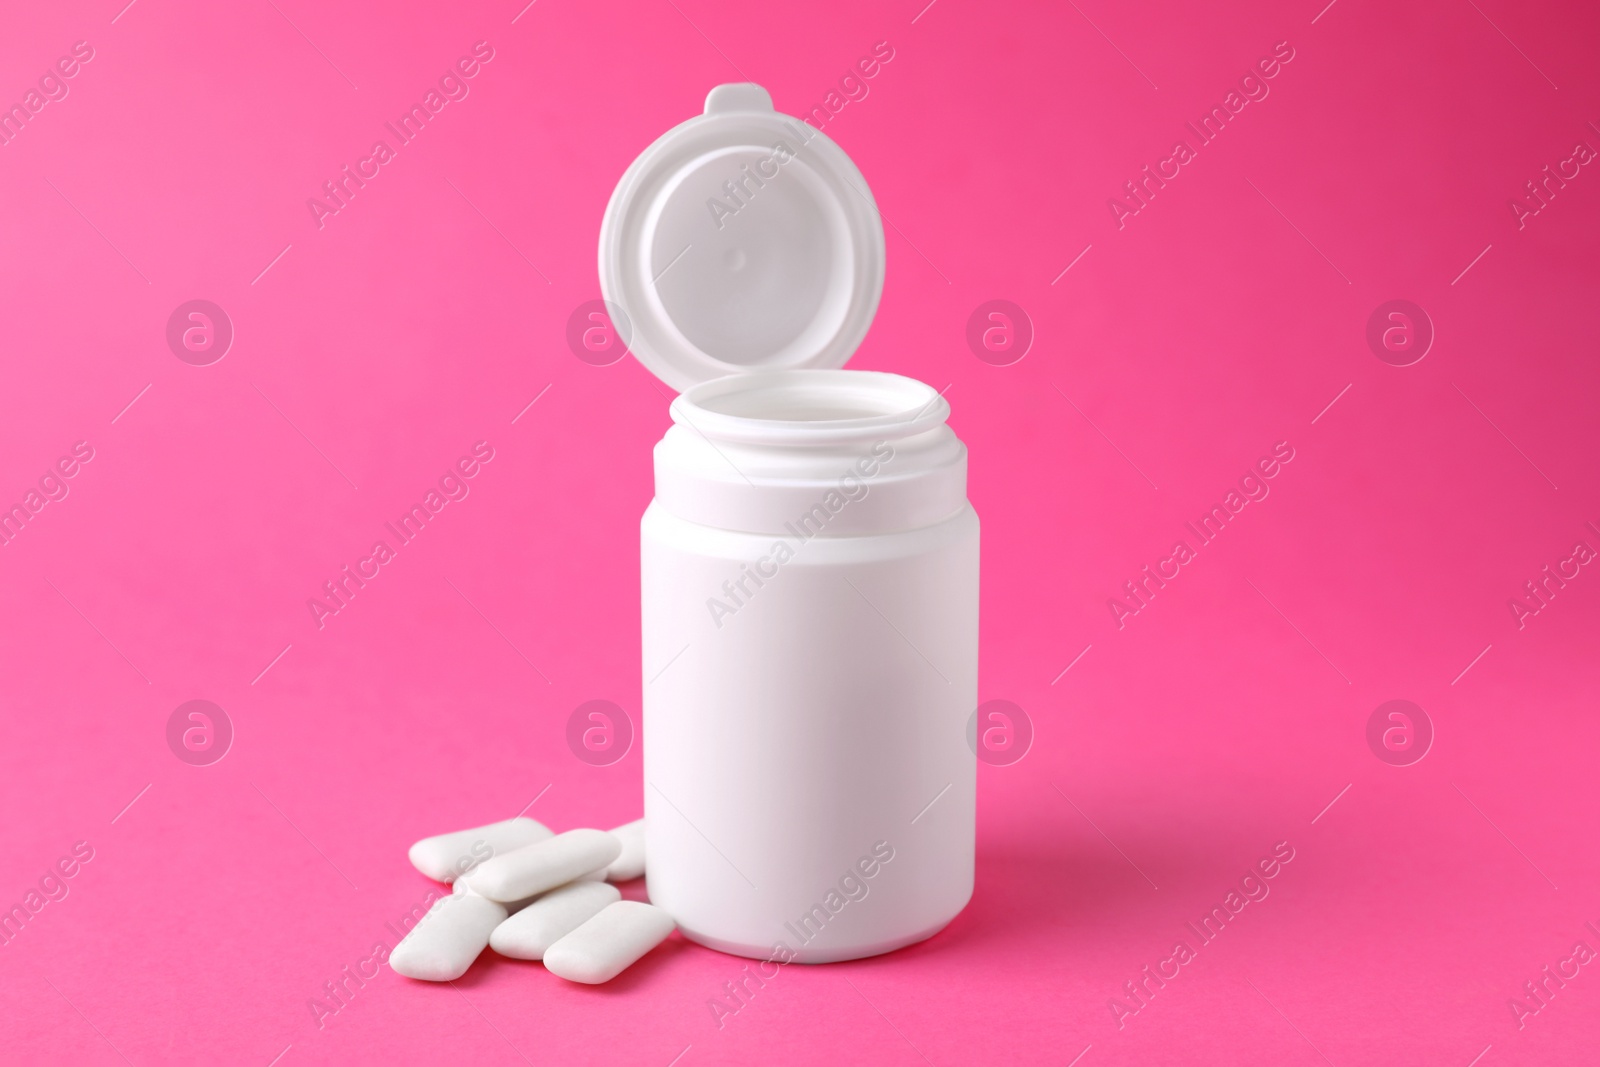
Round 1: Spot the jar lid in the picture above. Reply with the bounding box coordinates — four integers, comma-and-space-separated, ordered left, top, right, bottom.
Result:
598, 83, 886, 392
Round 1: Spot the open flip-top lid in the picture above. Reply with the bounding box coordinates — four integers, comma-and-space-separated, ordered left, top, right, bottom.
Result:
598, 83, 886, 392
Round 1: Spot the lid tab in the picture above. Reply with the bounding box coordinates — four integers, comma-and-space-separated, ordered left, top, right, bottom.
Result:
703, 83, 772, 114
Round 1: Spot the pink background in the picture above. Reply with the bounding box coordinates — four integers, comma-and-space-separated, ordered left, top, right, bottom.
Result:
2, 0, 1598, 1063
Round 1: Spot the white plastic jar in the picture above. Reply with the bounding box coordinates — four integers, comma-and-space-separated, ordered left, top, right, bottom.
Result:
601, 85, 978, 962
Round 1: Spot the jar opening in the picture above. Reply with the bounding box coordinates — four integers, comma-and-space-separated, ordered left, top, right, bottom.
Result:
697, 387, 901, 422
673, 370, 948, 446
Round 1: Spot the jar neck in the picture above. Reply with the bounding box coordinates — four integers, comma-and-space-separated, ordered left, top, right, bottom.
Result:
655, 370, 967, 537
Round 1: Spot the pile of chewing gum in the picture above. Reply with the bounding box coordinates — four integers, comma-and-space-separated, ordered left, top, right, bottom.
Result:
393, 816, 675, 984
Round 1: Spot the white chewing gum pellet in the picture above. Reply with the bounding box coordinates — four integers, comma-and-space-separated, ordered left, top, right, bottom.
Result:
489, 880, 621, 960
604, 819, 645, 882
543, 901, 676, 984
408, 817, 552, 882
467, 829, 621, 902
389, 886, 507, 981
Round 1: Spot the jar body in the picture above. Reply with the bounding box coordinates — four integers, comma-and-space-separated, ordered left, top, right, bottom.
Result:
640, 370, 978, 963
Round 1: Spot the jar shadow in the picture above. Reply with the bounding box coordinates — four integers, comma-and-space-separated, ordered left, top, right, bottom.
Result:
843, 835, 1219, 965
